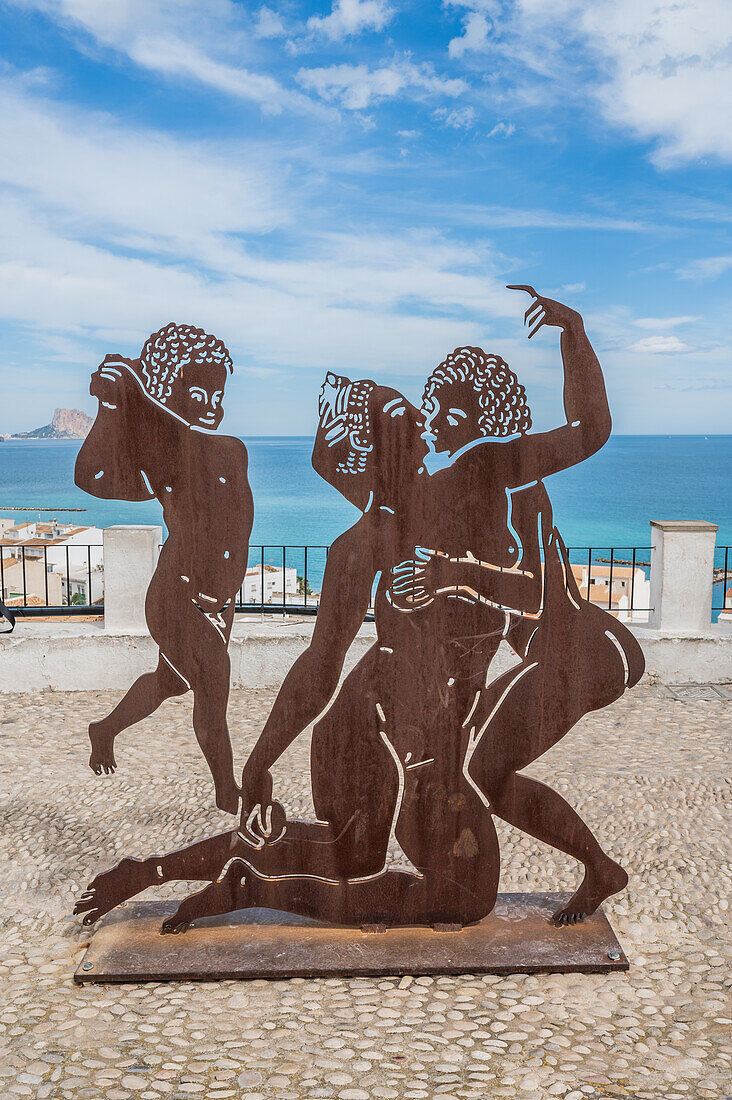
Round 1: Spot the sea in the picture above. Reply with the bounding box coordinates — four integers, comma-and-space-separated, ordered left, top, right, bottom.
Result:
1, 435, 730, 613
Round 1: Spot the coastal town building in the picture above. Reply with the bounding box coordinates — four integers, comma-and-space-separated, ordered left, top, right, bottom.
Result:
570, 562, 651, 623
0, 519, 103, 606
240, 563, 298, 605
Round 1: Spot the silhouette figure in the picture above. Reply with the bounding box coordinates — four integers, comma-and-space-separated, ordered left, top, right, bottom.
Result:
75, 290, 644, 933
406, 288, 644, 923
75, 323, 253, 814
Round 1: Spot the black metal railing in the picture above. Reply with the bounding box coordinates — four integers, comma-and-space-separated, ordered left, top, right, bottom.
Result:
1, 541, 663, 620
0, 543, 104, 617
713, 545, 731, 614
562, 545, 653, 616
233, 545, 329, 616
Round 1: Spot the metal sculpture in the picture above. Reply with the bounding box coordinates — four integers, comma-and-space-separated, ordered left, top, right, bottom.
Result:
75, 289, 644, 942
74, 323, 253, 815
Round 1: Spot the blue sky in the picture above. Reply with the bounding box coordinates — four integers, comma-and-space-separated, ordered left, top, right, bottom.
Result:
0, 0, 730, 436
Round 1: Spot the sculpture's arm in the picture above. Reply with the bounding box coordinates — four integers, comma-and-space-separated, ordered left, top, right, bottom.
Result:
493, 288, 611, 486
74, 358, 155, 501
390, 482, 548, 616
390, 528, 543, 617
239, 518, 376, 821
430, 554, 542, 615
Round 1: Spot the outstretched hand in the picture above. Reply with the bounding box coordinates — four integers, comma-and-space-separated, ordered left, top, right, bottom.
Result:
507, 285, 583, 339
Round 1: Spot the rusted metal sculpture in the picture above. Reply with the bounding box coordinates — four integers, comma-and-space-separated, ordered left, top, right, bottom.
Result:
74, 323, 253, 815
75, 289, 643, 951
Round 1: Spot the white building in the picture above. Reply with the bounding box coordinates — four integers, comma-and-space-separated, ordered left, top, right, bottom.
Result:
0, 519, 103, 606
240, 563, 299, 605
570, 563, 651, 623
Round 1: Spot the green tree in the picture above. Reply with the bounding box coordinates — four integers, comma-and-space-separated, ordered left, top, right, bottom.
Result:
297, 575, 313, 597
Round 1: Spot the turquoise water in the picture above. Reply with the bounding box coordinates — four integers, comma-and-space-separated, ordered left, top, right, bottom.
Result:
1, 435, 729, 610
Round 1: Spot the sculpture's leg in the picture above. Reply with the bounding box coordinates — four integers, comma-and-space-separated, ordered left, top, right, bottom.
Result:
467, 656, 628, 923
143, 590, 239, 815
74, 829, 239, 925
76, 711, 401, 927
88, 655, 187, 774
162, 762, 500, 932
492, 775, 628, 924
189, 646, 238, 815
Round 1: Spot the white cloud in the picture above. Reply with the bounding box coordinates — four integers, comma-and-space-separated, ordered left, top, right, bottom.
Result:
626, 335, 692, 355
254, 5, 286, 38
586, 0, 732, 166
7, 0, 318, 114
404, 201, 647, 232
486, 121, 515, 139
507, 0, 732, 166
297, 60, 466, 110
0, 81, 286, 249
657, 376, 731, 391
307, 0, 394, 41
633, 315, 697, 329
0, 84, 517, 392
448, 10, 491, 58
0, 203, 510, 380
129, 35, 310, 115
676, 255, 732, 281
434, 105, 476, 129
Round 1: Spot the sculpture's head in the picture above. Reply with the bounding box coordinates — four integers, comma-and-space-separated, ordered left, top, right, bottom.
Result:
138, 322, 233, 430
313, 372, 427, 511
422, 347, 531, 457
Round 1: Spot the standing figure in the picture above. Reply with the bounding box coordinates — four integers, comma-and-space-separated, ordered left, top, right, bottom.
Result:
75, 323, 253, 814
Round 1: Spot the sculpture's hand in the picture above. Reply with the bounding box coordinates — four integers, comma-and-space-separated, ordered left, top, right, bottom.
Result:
239, 761, 282, 846
507, 285, 583, 339
89, 355, 134, 404
389, 547, 449, 611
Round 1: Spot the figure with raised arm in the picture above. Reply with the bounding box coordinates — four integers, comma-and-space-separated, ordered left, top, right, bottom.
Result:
396, 286, 644, 922
75, 323, 253, 814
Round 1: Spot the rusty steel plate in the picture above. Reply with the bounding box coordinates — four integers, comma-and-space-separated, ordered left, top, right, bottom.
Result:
75, 893, 628, 983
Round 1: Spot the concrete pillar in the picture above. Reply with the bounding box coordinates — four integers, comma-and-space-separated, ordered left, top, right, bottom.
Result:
103, 525, 162, 634
649, 520, 718, 632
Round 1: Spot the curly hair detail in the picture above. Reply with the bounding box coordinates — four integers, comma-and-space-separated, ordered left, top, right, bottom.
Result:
138, 323, 233, 406
318, 372, 375, 476
423, 347, 531, 438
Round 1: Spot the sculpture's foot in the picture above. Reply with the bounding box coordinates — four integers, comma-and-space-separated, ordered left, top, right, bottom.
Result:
553, 858, 628, 926
214, 781, 241, 817
74, 857, 154, 926
161, 862, 248, 934
89, 721, 117, 775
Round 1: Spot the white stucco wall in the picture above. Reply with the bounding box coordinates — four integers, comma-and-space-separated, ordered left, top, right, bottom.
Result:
1, 617, 730, 693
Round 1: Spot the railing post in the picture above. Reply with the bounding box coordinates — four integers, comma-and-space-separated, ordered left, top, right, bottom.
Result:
649, 520, 718, 631
103, 525, 162, 633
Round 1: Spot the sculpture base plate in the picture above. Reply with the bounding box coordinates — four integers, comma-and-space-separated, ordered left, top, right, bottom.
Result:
75, 893, 628, 982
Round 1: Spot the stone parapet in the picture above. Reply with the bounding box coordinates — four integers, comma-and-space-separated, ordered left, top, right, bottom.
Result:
1, 618, 730, 692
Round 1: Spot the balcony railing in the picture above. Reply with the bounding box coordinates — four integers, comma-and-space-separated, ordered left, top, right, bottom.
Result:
713, 544, 731, 612
0, 541, 680, 620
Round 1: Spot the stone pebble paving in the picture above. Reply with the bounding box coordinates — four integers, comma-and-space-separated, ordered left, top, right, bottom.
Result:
0, 684, 729, 1099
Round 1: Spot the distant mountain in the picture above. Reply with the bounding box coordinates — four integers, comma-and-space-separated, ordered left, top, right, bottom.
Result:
13, 408, 93, 439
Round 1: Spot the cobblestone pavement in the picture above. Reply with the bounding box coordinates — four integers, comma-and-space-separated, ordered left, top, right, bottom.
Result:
0, 685, 729, 1099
